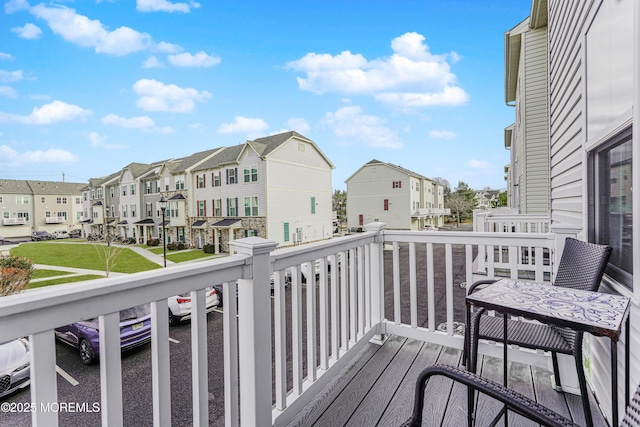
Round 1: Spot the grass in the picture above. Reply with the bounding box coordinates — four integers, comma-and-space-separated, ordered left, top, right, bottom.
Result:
32, 269, 73, 279
28, 275, 105, 289
11, 242, 162, 274
166, 250, 214, 263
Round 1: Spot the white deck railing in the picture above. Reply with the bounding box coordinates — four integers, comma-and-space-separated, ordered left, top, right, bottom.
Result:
0, 222, 577, 426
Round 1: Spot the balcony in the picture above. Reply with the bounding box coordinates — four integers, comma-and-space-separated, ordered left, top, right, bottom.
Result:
2, 223, 610, 426
413, 207, 451, 217
45, 217, 67, 224
2, 218, 27, 226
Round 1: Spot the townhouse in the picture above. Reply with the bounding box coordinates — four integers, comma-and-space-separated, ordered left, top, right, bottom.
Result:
345, 159, 448, 231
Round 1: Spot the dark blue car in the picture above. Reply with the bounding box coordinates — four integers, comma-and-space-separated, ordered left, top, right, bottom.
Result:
55, 304, 152, 365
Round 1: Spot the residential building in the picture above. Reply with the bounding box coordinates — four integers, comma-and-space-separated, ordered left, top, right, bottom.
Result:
504, 8, 550, 214
474, 189, 500, 209
345, 159, 448, 231
0, 179, 84, 238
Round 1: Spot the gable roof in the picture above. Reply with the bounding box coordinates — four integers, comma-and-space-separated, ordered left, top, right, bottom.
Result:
246, 130, 334, 168
346, 159, 432, 183
170, 147, 223, 173
192, 144, 245, 171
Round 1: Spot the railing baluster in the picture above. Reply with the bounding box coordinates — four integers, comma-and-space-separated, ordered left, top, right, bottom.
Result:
319, 257, 329, 370
427, 242, 435, 331
487, 244, 495, 277
357, 248, 365, 336
465, 244, 473, 293
329, 254, 339, 360
445, 243, 454, 334
100, 311, 123, 427
349, 249, 357, 343
190, 289, 208, 427
509, 246, 518, 279
364, 244, 371, 330
305, 261, 317, 381
274, 270, 287, 410
535, 246, 544, 282
392, 242, 400, 324
339, 251, 349, 352
30, 330, 58, 427
409, 242, 417, 328
223, 281, 239, 427
291, 268, 303, 395
151, 298, 171, 427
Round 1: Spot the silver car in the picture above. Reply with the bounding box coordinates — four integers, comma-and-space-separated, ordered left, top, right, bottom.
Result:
0, 338, 30, 398
167, 287, 219, 326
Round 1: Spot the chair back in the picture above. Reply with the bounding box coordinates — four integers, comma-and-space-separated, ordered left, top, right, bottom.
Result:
553, 238, 612, 292
621, 381, 640, 426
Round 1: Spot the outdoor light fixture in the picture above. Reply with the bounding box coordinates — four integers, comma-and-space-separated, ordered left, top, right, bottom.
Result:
158, 197, 168, 268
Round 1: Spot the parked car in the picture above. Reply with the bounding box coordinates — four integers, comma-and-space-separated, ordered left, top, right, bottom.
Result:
167, 287, 219, 326
423, 224, 439, 231
51, 230, 70, 239
0, 338, 31, 398
69, 229, 82, 238
55, 304, 152, 365
31, 231, 52, 241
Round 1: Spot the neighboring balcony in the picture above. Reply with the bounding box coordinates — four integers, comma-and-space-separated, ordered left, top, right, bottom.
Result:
413, 207, 451, 216
2, 222, 598, 426
2, 218, 27, 226
45, 216, 67, 224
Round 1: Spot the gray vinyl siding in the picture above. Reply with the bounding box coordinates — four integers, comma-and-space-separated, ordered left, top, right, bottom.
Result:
522, 27, 550, 214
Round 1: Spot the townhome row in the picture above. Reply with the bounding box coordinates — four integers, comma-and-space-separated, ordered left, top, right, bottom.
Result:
0, 179, 85, 239
81, 131, 335, 252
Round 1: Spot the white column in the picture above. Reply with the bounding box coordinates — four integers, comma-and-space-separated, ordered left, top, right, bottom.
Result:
230, 237, 278, 427
364, 222, 386, 340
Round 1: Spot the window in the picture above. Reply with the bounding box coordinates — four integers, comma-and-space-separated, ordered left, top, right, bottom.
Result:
97, 188, 102, 199
588, 128, 632, 288
0, 196, 3, 203
213, 172, 221, 187
146, 203, 152, 217
311, 196, 316, 214
384, 199, 389, 211
122, 205, 128, 218
197, 175, 205, 189
131, 204, 136, 217
284, 222, 290, 242
45, 211, 51, 218
227, 198, 238, 216
226, 168, 238, 184
198, 200, 206, 216
214, 199, 221, 217
56, 197, 67, 204
3, 212, 8, 219
244, 166, 258, 183
110, 187, 115, 198
75, 197, 81, 204
40, 197, 45, 203
130, 184, 136, 195
244, 196, 258, 216
175, 178, 185, 190
18, 212, 29, 221
16, 196, 29, 204
122, 186, 127, 196
392, 181, 402, 188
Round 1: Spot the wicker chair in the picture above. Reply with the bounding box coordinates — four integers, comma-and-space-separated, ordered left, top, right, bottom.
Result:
401, 364, 640, 427
464, 237, 612, 427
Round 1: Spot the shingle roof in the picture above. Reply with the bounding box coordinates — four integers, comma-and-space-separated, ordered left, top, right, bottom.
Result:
0, 180, 31, 194
171, 147, 222, 173
0, 179, 84, 195
360, 159, 431, 181
193, 144, 244, 171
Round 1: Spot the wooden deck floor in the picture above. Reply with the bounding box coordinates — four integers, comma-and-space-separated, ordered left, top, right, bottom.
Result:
286, 335, 609, 427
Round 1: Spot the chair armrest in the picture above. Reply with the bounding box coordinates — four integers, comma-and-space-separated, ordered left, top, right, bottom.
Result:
401, 364, 578, 427
467, 279, 498, 294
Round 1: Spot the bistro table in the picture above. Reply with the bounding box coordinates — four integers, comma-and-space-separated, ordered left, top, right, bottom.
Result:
465, 278, 631, 427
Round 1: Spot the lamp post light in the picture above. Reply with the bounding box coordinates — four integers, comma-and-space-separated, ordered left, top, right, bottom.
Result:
158, 197, 167, 268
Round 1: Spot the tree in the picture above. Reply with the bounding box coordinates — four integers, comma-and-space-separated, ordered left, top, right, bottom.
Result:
445, 193, 476, 227
431, 177, 451, 197
497, 190, 508, 207
332, 189, 347, 221
0, 255, 34, 296
92, 239, 130, 277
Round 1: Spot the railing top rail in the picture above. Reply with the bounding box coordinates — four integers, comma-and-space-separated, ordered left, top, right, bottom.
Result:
485, 214, 551, 221
0, 255, 247, 343
271, 231, 376, 271
382, 230, 556, 246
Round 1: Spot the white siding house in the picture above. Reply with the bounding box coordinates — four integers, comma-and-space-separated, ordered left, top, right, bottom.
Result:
504, 10, 550, 214
346, 159, 448, 231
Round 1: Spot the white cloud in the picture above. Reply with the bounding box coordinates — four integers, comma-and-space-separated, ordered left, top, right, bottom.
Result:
88, 131, 128, 149
0, 70, 23, 83
167, 51, 220, 68
467, 159, 492, 169
0, 100, 91, 125
285, 118, 310, 135
30, 4, 152, 56
217, 116, 268, 134
0, 53, 15, 61
5, 0, 29, 14
429, 130, 457, 139
137, 0, 200, 13
0, 86, 17, 98
133, 79, 211, 113
11, 23, 42, 39
143, 56, 164, 68
286, 32, 469, 108
153, 41, 183, 54
101, 113, 174, 133
0, 145, 78, 166
322, 106, 402, 149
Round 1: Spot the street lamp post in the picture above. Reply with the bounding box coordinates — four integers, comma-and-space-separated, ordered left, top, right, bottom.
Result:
158, 197, 167, 268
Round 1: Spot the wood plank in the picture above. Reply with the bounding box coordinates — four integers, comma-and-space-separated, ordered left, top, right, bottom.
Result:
375, 342, 443, 427
473, 354, 507, 426
311, 336, 406, 426
344, 338, 423, 427
419, 345, 461, 425
504, 361, 537, 427
531, 365, 572, 419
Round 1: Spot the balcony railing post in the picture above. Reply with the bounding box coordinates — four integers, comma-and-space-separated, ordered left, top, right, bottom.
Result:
549, 224, 581, 280
229, 237, 278, 427
364, 222, 386, 339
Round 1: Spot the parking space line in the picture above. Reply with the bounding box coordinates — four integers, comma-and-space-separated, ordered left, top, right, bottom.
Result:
169, 337, 180, 344
56, 365, 79, 386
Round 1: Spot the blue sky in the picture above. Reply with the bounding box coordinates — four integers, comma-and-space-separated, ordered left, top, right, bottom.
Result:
1, 0, 530, 190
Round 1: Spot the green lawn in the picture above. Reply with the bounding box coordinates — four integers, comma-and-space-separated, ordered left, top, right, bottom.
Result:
28, 275, 105, 289
166, 250, 214, 263
32, 269, 73, 279
11, 242, 162, 274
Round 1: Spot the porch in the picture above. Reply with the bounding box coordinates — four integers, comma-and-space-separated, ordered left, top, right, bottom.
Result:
0, 222, 616, 426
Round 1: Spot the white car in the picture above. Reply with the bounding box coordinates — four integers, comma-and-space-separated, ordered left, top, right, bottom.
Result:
52, 230, 70, 239
167, 287, 219, 326
423, 224, 438, 231
0, 338, 31, 398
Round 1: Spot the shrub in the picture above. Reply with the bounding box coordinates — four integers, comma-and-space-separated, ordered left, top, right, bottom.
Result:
176, 242, 186, 250
167, 242, 177, 250
146, 239, 160, 246
0, 256, 34, 296
203, 244, 215, 254
126, 238, 137, 245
